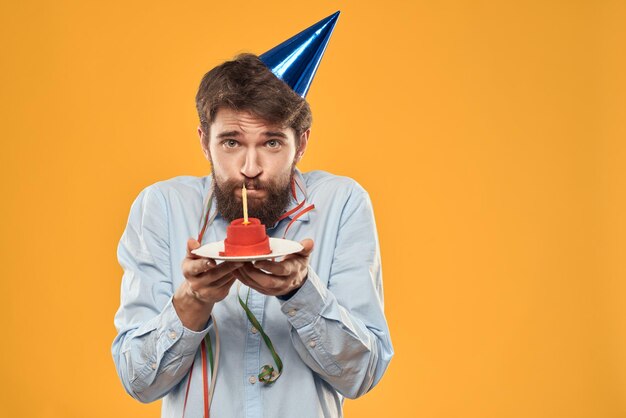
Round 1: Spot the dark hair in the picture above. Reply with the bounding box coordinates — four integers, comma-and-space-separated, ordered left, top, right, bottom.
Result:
195, 53, 312, 145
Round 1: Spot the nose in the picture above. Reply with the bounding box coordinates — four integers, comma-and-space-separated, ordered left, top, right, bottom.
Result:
240, 148, 262, 179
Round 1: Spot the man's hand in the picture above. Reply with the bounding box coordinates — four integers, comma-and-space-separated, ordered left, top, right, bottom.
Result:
173, 238, 243, 330
235, 239, 314, 297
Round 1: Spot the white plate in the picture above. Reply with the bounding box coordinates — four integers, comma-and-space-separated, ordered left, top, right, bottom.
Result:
191, 237, 304, 262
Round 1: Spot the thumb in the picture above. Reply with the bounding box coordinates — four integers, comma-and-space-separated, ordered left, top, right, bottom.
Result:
297, 238, 314, 257
187, 238, 201, 258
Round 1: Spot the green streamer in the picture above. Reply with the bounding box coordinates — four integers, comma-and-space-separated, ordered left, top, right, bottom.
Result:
204, 333, 214, 376
238, 291, 283, 383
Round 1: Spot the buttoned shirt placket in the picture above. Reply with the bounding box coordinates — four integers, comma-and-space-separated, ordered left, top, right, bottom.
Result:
243, 287, 265, 417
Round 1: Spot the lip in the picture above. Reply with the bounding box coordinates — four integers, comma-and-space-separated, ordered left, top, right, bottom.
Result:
235, 189, 266, 198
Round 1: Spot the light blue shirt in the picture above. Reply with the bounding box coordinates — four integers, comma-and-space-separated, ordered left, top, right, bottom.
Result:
112, 169, 393, 417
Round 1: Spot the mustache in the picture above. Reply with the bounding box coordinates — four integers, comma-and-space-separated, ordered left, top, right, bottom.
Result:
222, 178, 276, 193
243, 179, 262, 190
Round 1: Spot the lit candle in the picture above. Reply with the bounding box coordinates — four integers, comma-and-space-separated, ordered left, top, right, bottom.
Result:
242, 183, 250, 225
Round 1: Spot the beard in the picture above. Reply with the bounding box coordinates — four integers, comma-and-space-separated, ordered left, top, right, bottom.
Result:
212, 166, 295, 227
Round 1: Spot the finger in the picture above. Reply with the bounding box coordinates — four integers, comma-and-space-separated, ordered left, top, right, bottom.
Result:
210, 273, 237, 289
199, 261, 244, 281
297, 239, 314, 256
183, 257, 217, 277
250, 259, 291, 276
184, 257, 242, 279
188, 272, 235, 293
284, 238, 314, 261
238, 264, 284, 290
186, 238, 202, 259
238, 274, 277, 296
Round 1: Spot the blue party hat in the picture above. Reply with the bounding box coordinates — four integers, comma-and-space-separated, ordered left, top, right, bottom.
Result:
259, 11, 340, 97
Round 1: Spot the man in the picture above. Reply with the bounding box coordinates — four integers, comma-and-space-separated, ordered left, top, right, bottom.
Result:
112, 14, 393, 418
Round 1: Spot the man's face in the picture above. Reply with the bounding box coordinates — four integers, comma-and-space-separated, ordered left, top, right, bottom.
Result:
199, 107, 309, 225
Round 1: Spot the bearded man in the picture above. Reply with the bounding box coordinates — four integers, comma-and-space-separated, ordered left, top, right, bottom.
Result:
112, 15, 393, 418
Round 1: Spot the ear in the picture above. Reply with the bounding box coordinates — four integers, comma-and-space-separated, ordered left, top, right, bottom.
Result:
295, 129, 310, 163
198, 126, 210, 160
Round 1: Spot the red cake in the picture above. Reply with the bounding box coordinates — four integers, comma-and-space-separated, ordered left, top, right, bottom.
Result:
219, 218, 271, 256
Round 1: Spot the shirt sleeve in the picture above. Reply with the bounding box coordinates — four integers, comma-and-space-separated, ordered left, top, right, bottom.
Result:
111, 185, 211, 403
278, 187, 394, 399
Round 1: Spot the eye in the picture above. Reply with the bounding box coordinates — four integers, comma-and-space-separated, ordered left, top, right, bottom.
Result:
222, 139, 239, 148
266, 139, 281, 149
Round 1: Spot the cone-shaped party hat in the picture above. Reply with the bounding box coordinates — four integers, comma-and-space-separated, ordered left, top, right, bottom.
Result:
259, 11, 340, 97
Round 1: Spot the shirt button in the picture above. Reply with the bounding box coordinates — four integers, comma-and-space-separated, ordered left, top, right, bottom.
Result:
249, 376, 257, 384
308, 340, 317, 348
169, 331, 177, 339
250, 326, 258, 334
151, 362, 157, 370
288, 309, 297, 317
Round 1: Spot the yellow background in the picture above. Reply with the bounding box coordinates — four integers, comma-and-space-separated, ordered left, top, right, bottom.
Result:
1, 0, 625, 417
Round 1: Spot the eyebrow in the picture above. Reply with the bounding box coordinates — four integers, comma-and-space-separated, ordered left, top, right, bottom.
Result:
263, 131, 288, 139
216, 130, 288, 139
216, 131, 242, 139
